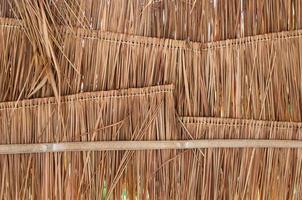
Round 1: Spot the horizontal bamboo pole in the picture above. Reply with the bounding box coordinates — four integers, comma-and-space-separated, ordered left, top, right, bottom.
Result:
1, 139, 302, 154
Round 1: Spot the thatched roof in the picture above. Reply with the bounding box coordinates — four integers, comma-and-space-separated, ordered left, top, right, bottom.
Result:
0, 0, 302, 199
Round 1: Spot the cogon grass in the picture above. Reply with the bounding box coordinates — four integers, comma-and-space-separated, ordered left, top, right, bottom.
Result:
1, 87, 302, 199
1, 0, 302, 42
1, 17, 302, 121
0, 84, 178, 200
0, 1, 302, 199
176, 117, 302, 200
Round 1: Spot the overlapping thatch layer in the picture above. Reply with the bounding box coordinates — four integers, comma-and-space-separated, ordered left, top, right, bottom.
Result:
177, 117, 302, 200
1, 18, 302, 120
0, 1, 302, 199
1, 85, 302, 199
0, 85, 178, 199
1, 0, 302, 42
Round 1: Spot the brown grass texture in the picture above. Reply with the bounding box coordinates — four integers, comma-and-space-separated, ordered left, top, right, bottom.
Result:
1, 0, 302, 42
0, 84, 177, 199
177, 117, 302, 200
1, 17, 302, 120
0, 0, 302, 199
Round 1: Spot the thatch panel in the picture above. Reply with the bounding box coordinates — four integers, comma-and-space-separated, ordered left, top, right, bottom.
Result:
0, 84, 178, 199
3, 91, 302, 199
2, 0, 302, 42
174, 117, 302, 199
1, 19, 302, 120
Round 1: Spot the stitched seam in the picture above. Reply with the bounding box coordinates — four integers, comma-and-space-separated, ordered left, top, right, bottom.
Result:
1, 18, 302, 52
0, 85, 173, 111
180, 117, 302, 130
63, 31, 302, 52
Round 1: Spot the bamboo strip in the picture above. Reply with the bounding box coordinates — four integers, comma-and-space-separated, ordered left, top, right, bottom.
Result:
1, 139, 302, 154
